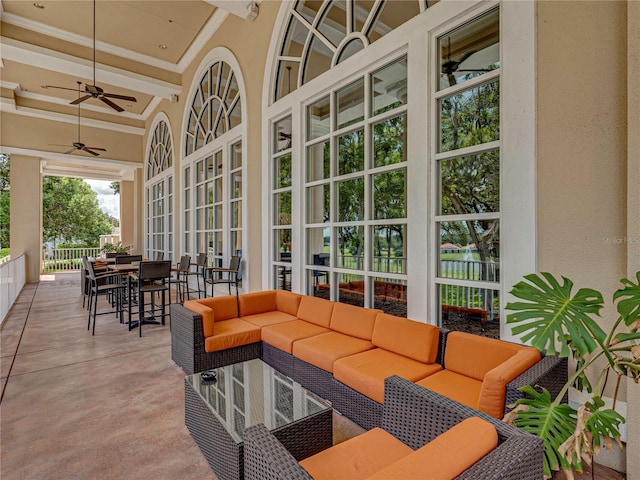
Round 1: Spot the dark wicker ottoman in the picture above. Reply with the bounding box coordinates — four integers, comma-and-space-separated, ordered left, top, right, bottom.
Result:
184, 358, 332, 480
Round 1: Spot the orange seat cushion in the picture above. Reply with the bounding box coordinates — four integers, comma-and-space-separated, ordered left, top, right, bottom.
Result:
261, 320, 331, 354
238, 290, 277, 316
330, 302, 378, 340
372, 313, 440, 363
300, 427, 412, 480
367, 417, 498, 480
203, 318, 261, 352
184, 296, 238, 338
296, 296, 334, 327
334, 349, 442, 403
241, 311, 297, 328
293, 332, 374, 372
275, 290, 303, 316
415, 370, 482, 411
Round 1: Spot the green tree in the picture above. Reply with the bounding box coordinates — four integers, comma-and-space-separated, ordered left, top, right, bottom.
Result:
109, 181, 120, 195
0, 154, 9, 249
42, 177, 113, 246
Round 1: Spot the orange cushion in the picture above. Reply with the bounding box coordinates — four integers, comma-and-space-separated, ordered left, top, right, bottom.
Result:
330, 303, 379, 340
367, 417, 498, 480
444, 332, 531, 381
479, 347, 542, 418
184, 296, 238, 339
238, 291, 277, 316
334, 349, 442, 403
293, 332, 374, 372
204, 318, 261, 352
300, 427, 412, 480
415, 370, 482, 411
261, 320, 331, 354
296, 296, 334, 327
275, 290, 302, 316
241, 311, 297, 328
372, 314, 440, 363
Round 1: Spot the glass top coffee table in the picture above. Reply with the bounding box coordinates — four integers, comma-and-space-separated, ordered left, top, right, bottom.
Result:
184, 358, 333, 480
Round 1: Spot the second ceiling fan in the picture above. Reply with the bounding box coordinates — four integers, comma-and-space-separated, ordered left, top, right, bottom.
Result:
44, 0, 137, 112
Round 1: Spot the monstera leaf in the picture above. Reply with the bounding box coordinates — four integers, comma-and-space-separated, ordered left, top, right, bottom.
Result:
613, 271, 640, 329
506, 272, 606, 357
509, 386, 578, 479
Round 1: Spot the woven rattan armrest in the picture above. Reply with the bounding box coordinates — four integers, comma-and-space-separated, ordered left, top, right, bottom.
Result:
244, 424, 313, 480
506, 354, 568, 407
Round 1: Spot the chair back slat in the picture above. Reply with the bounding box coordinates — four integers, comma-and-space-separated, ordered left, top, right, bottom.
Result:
116, 255, 143, 265
139, 261, 172, 281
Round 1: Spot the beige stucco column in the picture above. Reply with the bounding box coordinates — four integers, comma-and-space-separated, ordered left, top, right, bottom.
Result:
9, 154, 41, 283
626, 1, 640, 478
119, 180, 135, 250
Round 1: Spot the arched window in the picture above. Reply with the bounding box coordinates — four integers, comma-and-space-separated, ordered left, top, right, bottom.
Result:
182, 51, 245, 284
145, 117, 174, 261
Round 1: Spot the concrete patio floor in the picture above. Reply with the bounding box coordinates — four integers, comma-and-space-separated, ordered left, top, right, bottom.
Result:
1, 272, 625, 480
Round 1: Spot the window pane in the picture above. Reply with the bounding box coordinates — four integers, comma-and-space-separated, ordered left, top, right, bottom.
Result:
438, 220, 500, 282
306, 184, 330, 223
214, 205, 223, 229
275, 229, 293, 259
439, 150, 499, 216
231, 173, 242, 199
438, 284, 500, 339
372, 169, 406, 219
275, 192, 292, 225
439, 81, 500, 152
338, 129, 364, 175
337, 226, 364, 269
274, 117, 292, 153
373, 114, 406, 167
307, 141, 330, 182
337, 273, 364, 307
275, 154, 292, 189
336, 78, 364, 129
231, 201, 242, 228
307, 96, 331, 140
275, 60, 301, 101
317, 0, 346, 47
371, 57, 407, 116
215, 178, 222, 203
372, 225, 406, 274
303, 36, 333, 85
231, 142, 242, 169
337, 177, 364, 221
438, 9, 500, 90
308, 269, 330, 299
276, 265, 292, 291
336, 38, 366, 64
231, 231, 242, 256
369, 1, 420, 43
373, 277, 407, 317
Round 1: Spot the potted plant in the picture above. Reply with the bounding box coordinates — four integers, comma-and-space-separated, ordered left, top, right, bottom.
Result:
505, 272, 640, 479
101, 241, 130, 255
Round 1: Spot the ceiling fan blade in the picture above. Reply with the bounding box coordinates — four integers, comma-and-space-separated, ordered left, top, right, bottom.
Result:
42, 85, 80, 92
103, 93, 137, 102
63, 147, 78, 155
100, 97, 124, 112
456, 68, 492, 72
82, 147, 101, 156
70, 95, 92, 105
84, 146, 107, 151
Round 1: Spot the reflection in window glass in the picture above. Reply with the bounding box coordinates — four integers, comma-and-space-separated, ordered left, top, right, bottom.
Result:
275, 192, 292, 226
337, 178, 364, 221
373, 115, 406, 167
372, 225, 406, 274
338, 129, 365, 175
336, 38, 366, 64
439, 81, 500, 152
337, 273, 364, 307
371, 57, 407, 116
307, 184, 330, 223
337, 226, 364, 270
303, 36, 334, 85
276, 229, 292, 258
231, 142, 242, 169
317, 0, 347, 47
308, 268, 331, 299
336, 79, 365, 129
439, 150, 499, 216
372, 169, 406, 219
438, 9, 500, 90
275, 154, 292, 189
438, 220, 500, 282
372, 277, 407, 317
274, 117, 292, 154
231, 202, 242, 228
307, 96, 331, 140
307, 141, 330, 182
438, 284, 500, 336
231, 173, 242, 199
306, 227, 330, 262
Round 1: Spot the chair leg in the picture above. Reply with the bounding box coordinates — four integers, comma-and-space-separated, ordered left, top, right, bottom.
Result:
87, 288, 93, 330
92, 292, 98, 335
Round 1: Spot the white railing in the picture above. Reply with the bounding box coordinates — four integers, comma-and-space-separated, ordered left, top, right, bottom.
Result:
42, 247, 102, 273
1, 254, 26, 325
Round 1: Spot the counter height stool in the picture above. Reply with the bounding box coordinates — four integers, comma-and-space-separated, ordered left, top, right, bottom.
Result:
131, 260, 172, 337
84, 259, 126, 335
170, 255, 192, 304
205, 255, 241, 297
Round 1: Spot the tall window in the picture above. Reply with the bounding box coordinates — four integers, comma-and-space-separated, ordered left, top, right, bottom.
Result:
183, 54, 244, 278
145, 119, 173, 261
272, 116, 293, 290
433, 9, 501, 331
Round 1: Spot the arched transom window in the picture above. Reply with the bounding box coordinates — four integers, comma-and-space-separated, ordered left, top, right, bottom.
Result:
273, 0, 431, 102
185, 61, 242, 156
147, 120, 173, 180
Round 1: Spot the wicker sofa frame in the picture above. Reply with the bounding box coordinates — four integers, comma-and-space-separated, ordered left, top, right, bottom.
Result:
171, 302, 567, 431
243, 375, 544, 480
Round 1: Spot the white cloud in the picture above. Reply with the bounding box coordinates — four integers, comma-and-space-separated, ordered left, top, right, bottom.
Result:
85, 179, 119, 218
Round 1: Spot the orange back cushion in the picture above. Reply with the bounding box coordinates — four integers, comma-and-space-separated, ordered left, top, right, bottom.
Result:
297, 296, 334, 327
239, 290, 276, 316
444, 332, 527, 381
330, 302, 378, 340
372, 313, 440, 363
184, 296, 238, 338
275, 290, 303, 316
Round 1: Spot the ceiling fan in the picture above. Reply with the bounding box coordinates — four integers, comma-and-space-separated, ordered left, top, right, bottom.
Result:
50, 82, 107, 156
441, 37, 491, 86
42, 0, 137, 112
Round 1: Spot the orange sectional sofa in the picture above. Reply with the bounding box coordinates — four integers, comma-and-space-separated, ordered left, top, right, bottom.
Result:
171, 290, 567, 430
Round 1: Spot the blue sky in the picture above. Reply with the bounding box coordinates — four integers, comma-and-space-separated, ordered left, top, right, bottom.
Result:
86, 179, 119, 218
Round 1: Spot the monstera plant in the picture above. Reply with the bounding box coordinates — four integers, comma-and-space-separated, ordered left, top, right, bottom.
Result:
505, 272, 640, 479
